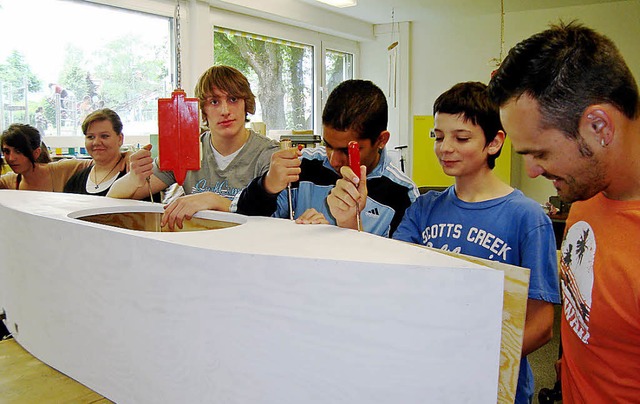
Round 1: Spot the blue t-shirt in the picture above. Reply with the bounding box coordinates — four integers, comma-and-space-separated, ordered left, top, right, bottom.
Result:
393, 186, 561, 403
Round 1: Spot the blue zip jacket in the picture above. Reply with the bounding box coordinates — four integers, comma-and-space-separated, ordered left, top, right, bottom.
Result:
235, 146, 418, 237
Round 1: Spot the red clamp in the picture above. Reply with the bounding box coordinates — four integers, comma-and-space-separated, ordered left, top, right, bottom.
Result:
158, 89, 200, 185
348, 141, 361, 178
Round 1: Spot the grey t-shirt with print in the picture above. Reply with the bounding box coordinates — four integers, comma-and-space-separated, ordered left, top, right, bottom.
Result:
153, 129, 279, 200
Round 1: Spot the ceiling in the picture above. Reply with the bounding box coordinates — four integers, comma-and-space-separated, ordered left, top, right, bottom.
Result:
300, 0, 628, 24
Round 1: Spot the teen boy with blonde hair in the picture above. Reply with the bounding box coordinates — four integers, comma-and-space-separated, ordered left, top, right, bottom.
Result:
108, 65, 278, 230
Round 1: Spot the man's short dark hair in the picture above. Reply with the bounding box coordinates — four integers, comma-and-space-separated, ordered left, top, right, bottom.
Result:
434, 81, 503, 169
322, 79, 388, 143
488, 21, 639, 140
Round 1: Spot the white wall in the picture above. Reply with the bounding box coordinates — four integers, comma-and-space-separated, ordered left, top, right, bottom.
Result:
409, 12, 503, 117
359, 23, 411, 169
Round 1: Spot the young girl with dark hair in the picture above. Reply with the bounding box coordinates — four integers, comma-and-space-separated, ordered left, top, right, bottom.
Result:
0, 124, 89, 191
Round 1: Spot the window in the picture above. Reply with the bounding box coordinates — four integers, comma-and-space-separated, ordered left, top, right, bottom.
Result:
209, 7, 358, 137
0, 0, 172, 137
0, 1, 359, 140
324, 49, 354, 102
214, 28, 314, 134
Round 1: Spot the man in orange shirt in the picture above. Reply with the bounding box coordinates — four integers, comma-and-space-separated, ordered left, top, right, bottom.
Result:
489, 22, 640, 402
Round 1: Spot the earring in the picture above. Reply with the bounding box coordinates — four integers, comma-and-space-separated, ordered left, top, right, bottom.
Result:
601, 138, 606, 147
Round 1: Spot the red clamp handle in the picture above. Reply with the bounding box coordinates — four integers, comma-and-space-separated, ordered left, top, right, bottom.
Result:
348, 141, 361, 179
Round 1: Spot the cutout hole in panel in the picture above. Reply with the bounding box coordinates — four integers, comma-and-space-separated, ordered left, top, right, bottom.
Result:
70, 207, 245, 232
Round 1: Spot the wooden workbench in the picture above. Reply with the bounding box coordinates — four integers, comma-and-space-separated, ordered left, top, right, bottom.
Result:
0, 338, 111, 403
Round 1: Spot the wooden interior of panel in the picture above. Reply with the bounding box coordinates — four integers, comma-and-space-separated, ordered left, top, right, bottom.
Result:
77, 212, 239, 232
424, 247, 530, 404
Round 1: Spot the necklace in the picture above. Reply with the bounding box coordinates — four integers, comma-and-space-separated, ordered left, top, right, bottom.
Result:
93, 156, 123, 189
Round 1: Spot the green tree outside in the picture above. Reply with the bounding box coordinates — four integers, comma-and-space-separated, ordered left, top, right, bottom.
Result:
0, 50, 41, 93
214, 31, 312, 133
0, 50, 42, 123
0, 33, 169, 133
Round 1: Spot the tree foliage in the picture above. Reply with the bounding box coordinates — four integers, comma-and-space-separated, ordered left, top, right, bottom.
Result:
59, 44, 89, 104
0, 50, 42, 123
325, 50, 351, 96
92, 35, 168, 115
213, 31, 311, 132
0, 31, 170, 133
285, 46, 309, 130
0, 50, 41, 93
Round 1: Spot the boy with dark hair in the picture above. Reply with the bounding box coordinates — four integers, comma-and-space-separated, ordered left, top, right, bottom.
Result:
235, 79, 418, 237
489, 22, 640, 402
393, 81, 560, 404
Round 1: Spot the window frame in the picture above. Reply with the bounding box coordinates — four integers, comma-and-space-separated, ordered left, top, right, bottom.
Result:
321, 39, 357, 114
0, 0, 176, 138
40, 0, 361, 137
209, 7, 359, 135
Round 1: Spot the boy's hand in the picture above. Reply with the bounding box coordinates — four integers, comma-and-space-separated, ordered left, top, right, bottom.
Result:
161, 192, 231, 231
327, 165, 367, 230
108, 144, 156, 199
296, 208, 329, 225
128, 144, 154, 188
264, 148, 302, 194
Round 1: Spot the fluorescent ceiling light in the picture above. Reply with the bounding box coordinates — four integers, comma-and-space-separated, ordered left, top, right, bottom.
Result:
315, 0, 357, 8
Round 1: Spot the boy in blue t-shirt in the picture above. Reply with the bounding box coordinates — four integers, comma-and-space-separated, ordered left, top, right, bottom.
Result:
393, 82, 560, 404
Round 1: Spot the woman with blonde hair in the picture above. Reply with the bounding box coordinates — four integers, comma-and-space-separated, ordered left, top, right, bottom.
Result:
64, 109, 132, 197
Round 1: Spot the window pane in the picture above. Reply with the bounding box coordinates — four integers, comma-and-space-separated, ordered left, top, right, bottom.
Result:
325, 49, 353, 98
214, 29, 313, 135
0, 0, 171, 137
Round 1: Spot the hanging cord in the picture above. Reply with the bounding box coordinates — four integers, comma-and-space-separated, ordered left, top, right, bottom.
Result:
489, 0, 505, 68
388, 8, 398, 106
499, 0, 505, 61
174, 1, 182, 90
388, 8, 398, 50
391, 8, 396, 45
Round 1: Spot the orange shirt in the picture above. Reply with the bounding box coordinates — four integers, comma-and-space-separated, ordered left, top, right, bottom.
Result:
560, 192, 640, 403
